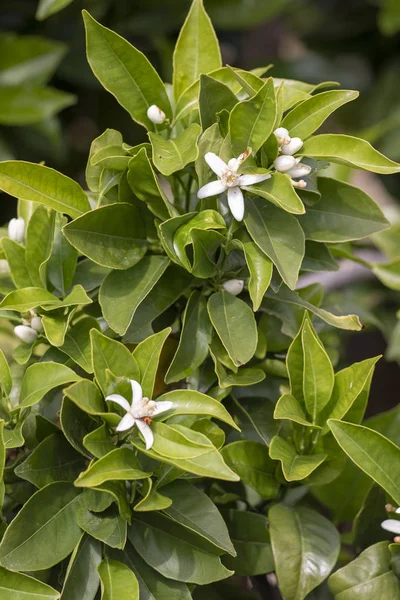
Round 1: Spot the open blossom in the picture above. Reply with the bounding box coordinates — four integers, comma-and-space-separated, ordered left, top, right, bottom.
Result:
197, 152, 270, 222
106, 379, 173, 449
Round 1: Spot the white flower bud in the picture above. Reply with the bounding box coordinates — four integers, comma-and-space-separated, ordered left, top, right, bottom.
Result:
30, 316, 43, 333
291, 179, 307, 189
14, 325, 38, 345
8, 217, 25, 243
222, 279, 244, 296
147, 105, 166, 124
274, 127, 291, 145
280, 137, 303, 155
286, 163, 312, 178
273, 155, 297, 172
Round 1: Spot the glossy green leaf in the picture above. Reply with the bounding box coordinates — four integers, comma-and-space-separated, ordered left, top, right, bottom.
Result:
77, 506, 127, 549
0, 567, 60, 600
151, 422, 215, 459
64, 379, 110, 426
25, 205, 55, 287
0, 350, 12, 396
282, 90, 359, 139
134, 477, 172, 512
172, 210, 226, 270
47, 213, 78, 295
41, 308, 74, 347
36, 0, 74, 20
61, 535, 102, 600
233, 232, 273, 311
91, 329, 139, 395
199, 74, 238, 130
373, 258, 400, 290
59, 316, 100, 373
1, 238, 32, 289
16, 361, 79, 409
0, 161, 90, 218
128, 512, 232, 584
166, 291, 212, 383
86, 129, 122, 193
0, 482, 82, 571
173, 0, 221, 100
15, 432, 85, 488
221, 440, 280, 498
149, 123, 201, 176
99, 256, 169, 335
132, 328, 170, 399
243, 172, 305, 215
207, 291, 257, 367
269, 436, 326, 481
63, 203, 147, 270
98, 558, 139, 600
83, 11, 172, 129
269, 503, 340, 600
300, 177, 389, 242
75, 448, 150, 487
84, 424, 115, 459
274, 393, 317, 428
328, 419, 400, 505
245, 197, 305, 289
300, 134, 400, 174
229, 78, 276, 155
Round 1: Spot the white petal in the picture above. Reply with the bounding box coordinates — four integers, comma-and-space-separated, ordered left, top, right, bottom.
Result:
136, 419, 154, 450
381, 519, 400, 535
197, 179, 227, 199
227, 187, 245, 222
280, 137, 303, 155
205, 152, 228, 177
228, 158, 240, 171
286, 163, 312, 178
105, 394, 131, 412
274, 127, 289, 139
130, 380, 143, 407
152, 400, 174, 416
239, 173, 271, 187
116, 413, 136, 432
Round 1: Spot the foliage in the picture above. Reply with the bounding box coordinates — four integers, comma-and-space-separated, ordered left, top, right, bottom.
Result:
0, 1, 399, 599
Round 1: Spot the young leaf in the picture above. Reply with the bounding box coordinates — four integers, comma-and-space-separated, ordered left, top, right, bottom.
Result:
149, 123, 201, 176
132, 328, 170, 399
233, 232, 273, 311
243, 172, 305, 215
75, 448, 150, 488
91, 330, 140, 395
274, 394, 317, 428
17, 361, 80, 409
269, 436, 326, 481
83, 11, 172, 130
98, 558, 139, 600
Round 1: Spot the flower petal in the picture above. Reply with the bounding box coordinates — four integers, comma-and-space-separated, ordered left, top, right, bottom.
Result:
105, 394, 131, 412
152, 400, 174, 416
130, 380, 143, 406
227, 186, 245, 222
381, 519, 400, 535
116, 413, 136, 432
205, 152, 228, 177
197, 179, 227, 199
136, 419, 154, 450
239, 173, 271, 187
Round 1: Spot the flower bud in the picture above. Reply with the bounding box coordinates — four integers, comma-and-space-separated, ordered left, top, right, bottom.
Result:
286, 163, 312, 178
273, 155, 297, 172
8, 217, 25, 243
280, 137, 303, 155
31, 316, 43, 333
274, 127, 290, 145
222, 279, 244, 296
14, 325, 38, 345
147, 105, 166, 124
291, 179, 307, 189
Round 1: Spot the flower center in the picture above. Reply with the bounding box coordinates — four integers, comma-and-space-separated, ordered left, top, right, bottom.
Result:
222, 169, 240, 187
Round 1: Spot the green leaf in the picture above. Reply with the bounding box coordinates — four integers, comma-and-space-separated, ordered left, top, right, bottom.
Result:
222, 509, 274, 576
229, 78, 276, 155
243, 172, 305, 215
245, 197, 305, 290
172, 210, 226, 270
77, 506, 127, 549
65, 379, 111, 421
0, 86, 75, 125
91, 329, 139, 395
1, 238, 32, 289
199, 74, 238, 130
274, 393, 317, 428
0, 567, 60, 600
59, 317, 101, 373
128, 512, 232, 584
16, 362, 80, 409
75, 448, 150, 488
132, 328, 170, 399
282, 90, 359, 139
134, 478, 172, 512
0, 350, 12, 396
63, 203, 147, 270
0, 285, 90, 312
300, 134, 400, 174
162, 480, 235, 556
98, 558, 139, 600
173, 0, 221, 100
61, 535, 102, 600
373, 258, 400, 290
207, 291, 257, 367
0, 161, 90, 219
149, 123, 201, 176
36, 0, 74, 20
233, 232, 273, 311
269, 436, 326, 481
328, 419, 400, 505
83, 11, 172, 130
221, 440, 280, 498
269, 504, 340, 600
60, 397, 96, 459
151, 422, 217, 459
300, 177, 389, 242
15, 432, 85, 488
0, 482, 82, 571
155, 389, 240, 431
86, 129, 122, 193
47, 213, 78, 295
84, 425, 115, 459
41, 308, 74, 347
166, 291, 212, 383
99, 256, 169, 335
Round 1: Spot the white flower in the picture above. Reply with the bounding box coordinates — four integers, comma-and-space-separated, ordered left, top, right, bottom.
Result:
197, 152, 271, 222
14, 325, 38, 345
222, 279, 244, 295
8, 217, 25, 243
281, 137, 303, 155
274, 155, 297, 173
106, 379, 173, 449
274, 127, 291, 146
30, 316, 43, 333
147, 105, 166, 125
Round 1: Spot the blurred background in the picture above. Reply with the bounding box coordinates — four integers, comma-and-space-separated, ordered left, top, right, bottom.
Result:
1, 0, 400, 420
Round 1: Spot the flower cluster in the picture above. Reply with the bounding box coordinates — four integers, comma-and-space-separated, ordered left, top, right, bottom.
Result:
14, 310, 43, 344
273, 127, 311, 188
